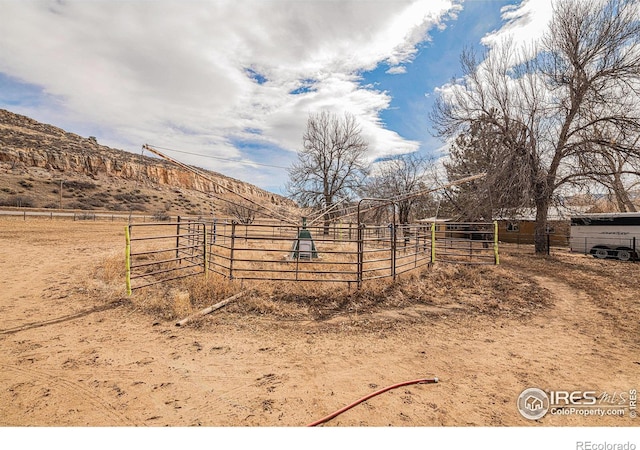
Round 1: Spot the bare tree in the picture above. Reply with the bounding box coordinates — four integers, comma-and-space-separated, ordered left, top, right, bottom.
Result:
362, 153, 436, 225
431, 0, 640, 254
225, 200, 256, 224
287, 111, 369, 232
579, 129, 640, 212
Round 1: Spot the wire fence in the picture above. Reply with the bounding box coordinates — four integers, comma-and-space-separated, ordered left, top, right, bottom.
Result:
496, 231, 639, 262
498, 232, 571, 256
0, 208, 187, 223
125, 219, 499, 292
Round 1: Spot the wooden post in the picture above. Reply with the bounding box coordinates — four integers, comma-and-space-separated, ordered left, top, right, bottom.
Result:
175, 291, 246, 327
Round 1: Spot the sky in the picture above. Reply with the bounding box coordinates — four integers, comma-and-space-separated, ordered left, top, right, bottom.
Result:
0, 0, 555, 194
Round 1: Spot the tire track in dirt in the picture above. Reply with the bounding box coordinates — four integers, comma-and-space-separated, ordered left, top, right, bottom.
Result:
1, 363, 139, 426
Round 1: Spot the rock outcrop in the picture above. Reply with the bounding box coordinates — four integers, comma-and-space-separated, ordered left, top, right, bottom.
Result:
0, 108, 289, 207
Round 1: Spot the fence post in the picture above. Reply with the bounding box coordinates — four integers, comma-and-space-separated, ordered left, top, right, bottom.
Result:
546, 232, 551, 256
391, 223, 397, 281
414, 226, 419, 268
125, 225, 132, 296
493, 221, 500, 265
203, 223, 208, 278
176, 216, 181, 262
295, 225, 301, 281
357, 224, 364, 288
229, 221, 236, 280
431, 222, 436, 263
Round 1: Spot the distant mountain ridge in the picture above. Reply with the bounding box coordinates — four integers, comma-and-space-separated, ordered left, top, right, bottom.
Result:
0, 108, 293, 215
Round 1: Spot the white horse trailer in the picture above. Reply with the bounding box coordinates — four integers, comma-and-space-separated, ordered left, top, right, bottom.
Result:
569, 212, 640, 261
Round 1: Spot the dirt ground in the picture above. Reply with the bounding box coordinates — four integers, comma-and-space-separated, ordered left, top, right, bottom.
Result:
0, 217, 638, 428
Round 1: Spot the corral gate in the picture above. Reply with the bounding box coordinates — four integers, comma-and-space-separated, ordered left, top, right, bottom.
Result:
125, 219, 208, 294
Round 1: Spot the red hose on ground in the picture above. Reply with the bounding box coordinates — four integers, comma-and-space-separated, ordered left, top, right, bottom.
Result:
306, 376, 439, 427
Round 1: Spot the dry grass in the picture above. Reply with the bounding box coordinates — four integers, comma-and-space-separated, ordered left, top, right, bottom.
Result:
87, 251, 128, 303
103, 260, 551, 327
120, 274, 235, 321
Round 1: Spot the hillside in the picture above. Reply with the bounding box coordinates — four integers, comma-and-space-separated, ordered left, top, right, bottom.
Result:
0, 108, 294, 217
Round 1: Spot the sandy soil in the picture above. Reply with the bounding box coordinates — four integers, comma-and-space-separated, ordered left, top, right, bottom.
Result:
0, 217, 638, 428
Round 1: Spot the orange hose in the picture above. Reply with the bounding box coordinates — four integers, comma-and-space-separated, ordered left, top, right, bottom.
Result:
306, 377, 439, 427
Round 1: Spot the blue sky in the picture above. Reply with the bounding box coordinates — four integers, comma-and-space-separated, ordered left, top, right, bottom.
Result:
0, 0, 552, 194
360, 0, 512, 158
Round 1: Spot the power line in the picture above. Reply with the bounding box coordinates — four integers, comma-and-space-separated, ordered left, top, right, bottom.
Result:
142, 144, 300, 225
145, 143, 289, 170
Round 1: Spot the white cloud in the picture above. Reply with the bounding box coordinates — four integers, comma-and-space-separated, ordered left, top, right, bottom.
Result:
386, 66, 407, 75
0, 0, 459, 190
481, 0, 554, 54
431, 0, 557, 117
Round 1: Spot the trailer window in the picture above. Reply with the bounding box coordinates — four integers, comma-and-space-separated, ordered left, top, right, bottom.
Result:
571, 216, 640, 226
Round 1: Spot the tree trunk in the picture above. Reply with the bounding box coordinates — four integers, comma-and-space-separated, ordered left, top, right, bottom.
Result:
612, 174, 637, 212
534, 197, 550, 255
323, 195, 332, 235
323, 214, 330, 235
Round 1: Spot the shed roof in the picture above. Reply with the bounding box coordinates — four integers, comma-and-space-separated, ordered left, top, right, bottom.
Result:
493, 205, 593, 222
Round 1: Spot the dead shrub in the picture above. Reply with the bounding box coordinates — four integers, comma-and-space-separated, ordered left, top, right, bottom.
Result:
92, 251, 552, 324
87, 252, 127, 302
182, 275, 237, 310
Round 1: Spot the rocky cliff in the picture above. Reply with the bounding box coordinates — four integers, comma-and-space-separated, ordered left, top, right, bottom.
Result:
0, 109, 293, 213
